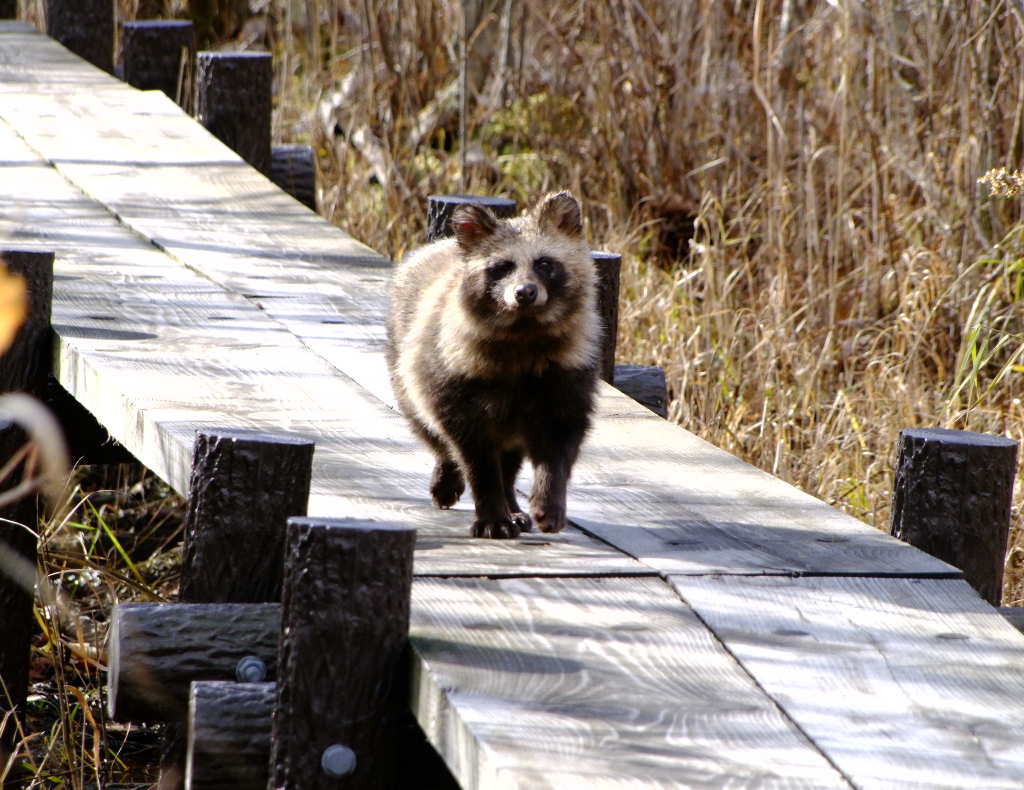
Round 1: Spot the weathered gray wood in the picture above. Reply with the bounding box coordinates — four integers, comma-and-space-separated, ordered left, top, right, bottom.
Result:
0, 111, 640, 580
46, 377, 135, 464
168, 430, 309, 789
890, 427, 1018, 605
45, 0, 113, 74
179, 430, 314, 604
9, 27, 1020, 787
670, 575, 1024, 788
184, 683, 461, 790
411, 576, 848, 788
0, 27, 960, 582
195, 52, 272, 175
999, 606, 1024, 634
613, 363, 668, 418
107, 602, 280, 722
426, 194, 516, 242
270, 518, 416, 790
185, 681, 274, 790
119, 20, 194, 102
0, 249, 51, 728
270, 144, 316, 211
566, 386, 961, 577
591, 251, 620, 383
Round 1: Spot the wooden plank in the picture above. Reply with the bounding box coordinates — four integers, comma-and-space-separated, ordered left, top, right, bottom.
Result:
0, 118, 641, 579
0, 25, 959, 580
670, 575, 1024, 788
411, 576, 850, 789
566, 385, 961, 577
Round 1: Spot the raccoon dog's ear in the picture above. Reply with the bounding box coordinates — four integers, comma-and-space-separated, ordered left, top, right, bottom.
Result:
536, 191, 582, 238
451, 204, 499, 253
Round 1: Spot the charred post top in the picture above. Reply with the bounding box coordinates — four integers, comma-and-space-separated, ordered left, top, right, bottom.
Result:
591, 251, 621, 384
195, 51, 273, 175
179, 429, 314, 604
890, 427, 1019, 605
426, 194, 517, 242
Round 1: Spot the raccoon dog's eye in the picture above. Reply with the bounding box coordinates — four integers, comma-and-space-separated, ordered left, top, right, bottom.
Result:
533, 256, 556, 277
486, 259, 515, 279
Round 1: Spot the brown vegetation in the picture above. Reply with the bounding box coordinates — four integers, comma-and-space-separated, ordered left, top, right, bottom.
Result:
271, 0, 1024, 600
8, 1, 1024, 783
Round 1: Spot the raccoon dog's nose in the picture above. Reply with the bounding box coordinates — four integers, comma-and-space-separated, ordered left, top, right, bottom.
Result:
514, 284, 538, 305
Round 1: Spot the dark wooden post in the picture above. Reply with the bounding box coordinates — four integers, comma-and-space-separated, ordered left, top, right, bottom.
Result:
426, 194, 517, 242
179, 430, 314, 604
195, 52, 272, 175
119, 20, 195, 102
162, 430, 311, 790
108, 602, 279, 722
613, 364, 668, 418
591, 251, 621, 383
269, 517, 416, 789
186, 681, 275, 789
0, 250, 53, 772
890, 427, 1018, 605
44, 0, 114, 74
270, 144, 317, 211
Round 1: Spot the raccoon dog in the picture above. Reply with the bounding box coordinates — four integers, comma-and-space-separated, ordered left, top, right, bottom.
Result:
386, 191, 601, 539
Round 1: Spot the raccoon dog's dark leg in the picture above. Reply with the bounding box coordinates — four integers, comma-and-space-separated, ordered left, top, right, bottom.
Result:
406, 416, 465, 508
527, 427, 586, 534
456, 440, 521, 539
500, 448, 532, 532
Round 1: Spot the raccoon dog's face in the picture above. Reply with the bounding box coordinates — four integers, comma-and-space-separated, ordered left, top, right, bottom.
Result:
452, 192, 592, 331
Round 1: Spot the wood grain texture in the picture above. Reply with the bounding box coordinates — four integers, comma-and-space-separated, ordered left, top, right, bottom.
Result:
670, 575, 1024, 789
195, 52, 272, 175
411, 576, 849, 789
0, 113, 638, 580
891, 428, 1018, 604
179, 430, 314, 604
270, 518, 415, 789
613, 363, 668, 418
0, 27, 958, 580
426, 194, 517, 242
186, 681, 274, 790
591, 251, 620, 383
119, 20, 194, 101
10, 28, 1022, 788
44, 0, 114, 74
567, 386, 961, 577
108, 602, 280, 722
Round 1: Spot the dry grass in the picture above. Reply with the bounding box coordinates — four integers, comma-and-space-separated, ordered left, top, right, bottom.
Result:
260, 1, 1024, 599
6, 0, 1024, 782
3, 465, 181, 787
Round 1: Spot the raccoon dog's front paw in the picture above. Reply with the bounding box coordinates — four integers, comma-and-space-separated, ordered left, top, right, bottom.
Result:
430, 461, 465, 509
509, 511, 533, 532
531, 503, 567, 533
471, 518, 522, 539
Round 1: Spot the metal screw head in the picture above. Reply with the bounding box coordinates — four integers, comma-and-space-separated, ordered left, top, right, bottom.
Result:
321, 744, 357, 777
235, 655, 267, 683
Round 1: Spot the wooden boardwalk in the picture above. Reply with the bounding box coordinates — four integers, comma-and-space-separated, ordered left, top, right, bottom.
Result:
5, 21, 1024, 787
